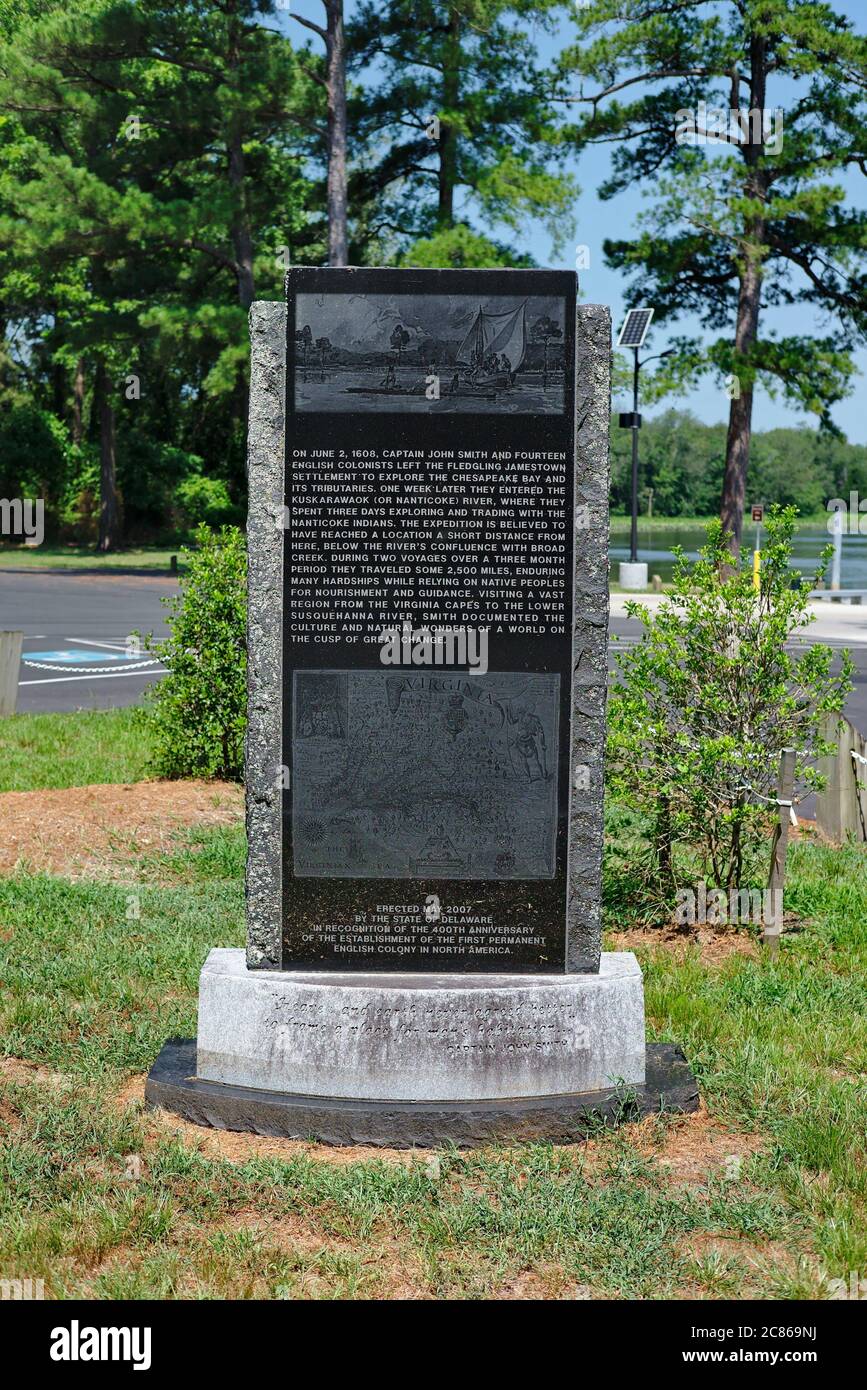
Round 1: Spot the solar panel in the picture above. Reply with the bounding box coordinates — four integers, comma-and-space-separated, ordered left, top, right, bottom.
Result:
617, 307, 654, 349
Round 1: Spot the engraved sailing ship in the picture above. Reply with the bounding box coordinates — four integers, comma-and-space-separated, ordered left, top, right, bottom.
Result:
455, 300, 527, 392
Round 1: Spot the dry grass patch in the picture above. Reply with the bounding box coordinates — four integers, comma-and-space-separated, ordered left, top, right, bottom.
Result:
678, 1231, 792, 1264
138, 1095, 426, 1167
0, 1054, 69, 1089
494, 1267, 593, 1299
673, 1233, 817, 1300
633, 1106, 766, 1185
0, 780, 242, 878
609, 923, 760, 964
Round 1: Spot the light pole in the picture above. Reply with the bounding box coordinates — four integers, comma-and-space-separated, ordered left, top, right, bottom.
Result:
629, 343, 640, 564
616, 307, 672, 589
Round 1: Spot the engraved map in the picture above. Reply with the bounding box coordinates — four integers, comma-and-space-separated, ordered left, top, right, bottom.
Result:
292, 670, 560, 879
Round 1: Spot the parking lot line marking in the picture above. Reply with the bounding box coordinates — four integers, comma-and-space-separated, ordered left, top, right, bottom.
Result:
65, 637, 135, 651
19, 669, 167, 686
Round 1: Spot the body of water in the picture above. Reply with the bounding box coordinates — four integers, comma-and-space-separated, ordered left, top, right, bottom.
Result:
295, 365, 565, 415
609, 521, 867, 587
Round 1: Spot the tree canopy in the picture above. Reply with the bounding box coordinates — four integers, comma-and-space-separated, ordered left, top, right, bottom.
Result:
557, 0, 867, 549
1, 0, 866, 547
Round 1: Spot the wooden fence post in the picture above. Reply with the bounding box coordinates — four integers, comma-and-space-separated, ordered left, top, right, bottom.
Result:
764, 747, 796, 957
0, 630, 23, 717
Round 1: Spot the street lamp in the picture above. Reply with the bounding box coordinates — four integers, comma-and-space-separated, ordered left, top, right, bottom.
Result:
616, 306, 674, 589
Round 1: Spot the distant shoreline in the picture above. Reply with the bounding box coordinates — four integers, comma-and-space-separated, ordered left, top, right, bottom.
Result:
608, 513, 831, 532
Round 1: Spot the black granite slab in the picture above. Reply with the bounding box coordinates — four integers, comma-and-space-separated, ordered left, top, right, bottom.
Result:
146, 1040, 699, 1148
276, 268, 610, 973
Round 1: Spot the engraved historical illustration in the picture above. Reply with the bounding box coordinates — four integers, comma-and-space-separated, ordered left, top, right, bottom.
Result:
293, 293, 566, 415
292, 670, 560, 879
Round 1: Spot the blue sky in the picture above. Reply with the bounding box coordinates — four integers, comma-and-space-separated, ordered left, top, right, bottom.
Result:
285, 1, 867, 441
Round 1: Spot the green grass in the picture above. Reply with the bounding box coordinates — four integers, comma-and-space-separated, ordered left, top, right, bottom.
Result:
0, 811, 864, 1299
609, 513, 716, 533
0, 545, 187, 571
0, 708, 154, 791
637, 837, 867, 1277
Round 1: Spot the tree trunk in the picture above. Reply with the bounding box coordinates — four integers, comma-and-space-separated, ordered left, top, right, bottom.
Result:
95, 357, 122, 552
52, 358, 66, 424
72, 357, 86, 445
227, 7, 255, 310
325, 0, 348, 266
719, 254, 761, 555
437, 8, 461, 225
228, 130, 255, 310
656, 795, 674, 896
719, 32, 768, 558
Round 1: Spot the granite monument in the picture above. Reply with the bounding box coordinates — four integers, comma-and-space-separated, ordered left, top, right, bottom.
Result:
146, 267, 698, 1145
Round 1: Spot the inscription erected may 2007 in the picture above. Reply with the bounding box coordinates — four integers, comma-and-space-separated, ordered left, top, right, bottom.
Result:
283, 267, 579, 972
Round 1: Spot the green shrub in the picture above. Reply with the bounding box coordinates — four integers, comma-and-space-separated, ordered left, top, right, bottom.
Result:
145, 525, 246, 780
607, 508, 853, 897
0, 403, 72, 536
118, 436, 205, 538
174, 473, 237, 529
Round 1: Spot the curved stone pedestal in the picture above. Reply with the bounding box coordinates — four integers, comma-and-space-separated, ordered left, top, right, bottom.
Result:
145, 1040, 698, 1148
195, 948, 646, 1101
144, 948, 698, 1145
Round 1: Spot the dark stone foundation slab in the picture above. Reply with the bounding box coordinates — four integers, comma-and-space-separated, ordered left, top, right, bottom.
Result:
145, 1039, 699, 1149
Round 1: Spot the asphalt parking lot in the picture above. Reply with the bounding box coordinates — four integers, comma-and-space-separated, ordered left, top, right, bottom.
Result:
1, 569, 174, 713
3, 569, 867, 732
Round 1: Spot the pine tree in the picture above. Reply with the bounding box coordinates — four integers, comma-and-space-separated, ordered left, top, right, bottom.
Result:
290, 1, 348, 265
558, 0, 867, 552
350, 0, 576, 265
0, 0, 316, 547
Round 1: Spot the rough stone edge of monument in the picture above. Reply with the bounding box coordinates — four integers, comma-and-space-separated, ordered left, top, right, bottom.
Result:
145, 1040, 697, 1149
567, 304, 611, 974
246, 300, 287, 970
